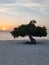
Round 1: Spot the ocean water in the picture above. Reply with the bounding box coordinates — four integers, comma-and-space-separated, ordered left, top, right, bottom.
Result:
0, 31, 14, 40
0, 30, 49, 40
0, 31, 29, 40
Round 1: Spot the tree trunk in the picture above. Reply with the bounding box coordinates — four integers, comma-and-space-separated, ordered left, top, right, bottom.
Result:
29, 34, 36, 44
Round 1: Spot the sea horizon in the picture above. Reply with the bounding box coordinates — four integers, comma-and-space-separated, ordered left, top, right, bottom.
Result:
0, 29, 49, 41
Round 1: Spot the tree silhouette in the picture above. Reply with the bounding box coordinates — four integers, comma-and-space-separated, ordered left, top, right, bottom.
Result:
11, 20, 47, 44
30, 20, 36, 24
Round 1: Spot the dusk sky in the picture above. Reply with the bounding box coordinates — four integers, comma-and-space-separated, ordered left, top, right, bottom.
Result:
0, 0, 49, 30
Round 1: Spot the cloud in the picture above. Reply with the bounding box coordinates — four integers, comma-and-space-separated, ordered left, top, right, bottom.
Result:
0, 2, 39, 17
0, 0, 49, 14
0, 0, 49, 29
0, 0, 49, 20
0, 7, 19, 16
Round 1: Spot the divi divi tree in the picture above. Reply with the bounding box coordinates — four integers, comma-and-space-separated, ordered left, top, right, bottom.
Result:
11, 20, 47, 44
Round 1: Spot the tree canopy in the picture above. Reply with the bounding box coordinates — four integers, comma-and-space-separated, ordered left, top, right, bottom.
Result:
11, 20, 47, 38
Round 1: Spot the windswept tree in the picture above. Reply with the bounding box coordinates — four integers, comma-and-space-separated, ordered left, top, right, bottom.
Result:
11, 20, 47, 44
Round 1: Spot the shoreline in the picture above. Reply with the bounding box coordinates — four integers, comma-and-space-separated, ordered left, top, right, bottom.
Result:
0, 39, 49, 45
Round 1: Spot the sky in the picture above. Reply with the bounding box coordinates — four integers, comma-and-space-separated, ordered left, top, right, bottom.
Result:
0, 0, 49, 30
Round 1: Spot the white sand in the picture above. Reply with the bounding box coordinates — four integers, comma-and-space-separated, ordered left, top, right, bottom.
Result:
0, 40, 49, 65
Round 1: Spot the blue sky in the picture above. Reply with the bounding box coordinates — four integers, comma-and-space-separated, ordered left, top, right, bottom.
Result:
0, 0, 49, 29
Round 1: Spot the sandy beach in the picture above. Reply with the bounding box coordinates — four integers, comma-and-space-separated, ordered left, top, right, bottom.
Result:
0, 39, 49, 65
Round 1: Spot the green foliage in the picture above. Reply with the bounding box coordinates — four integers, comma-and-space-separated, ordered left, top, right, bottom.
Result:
11, 20, 47, 38
34, 26, 47, 37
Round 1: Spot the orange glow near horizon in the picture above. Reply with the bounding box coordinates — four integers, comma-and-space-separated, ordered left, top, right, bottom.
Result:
0, 20, 49, 31
0, 25, 16, 31
2, 27, 7, 31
